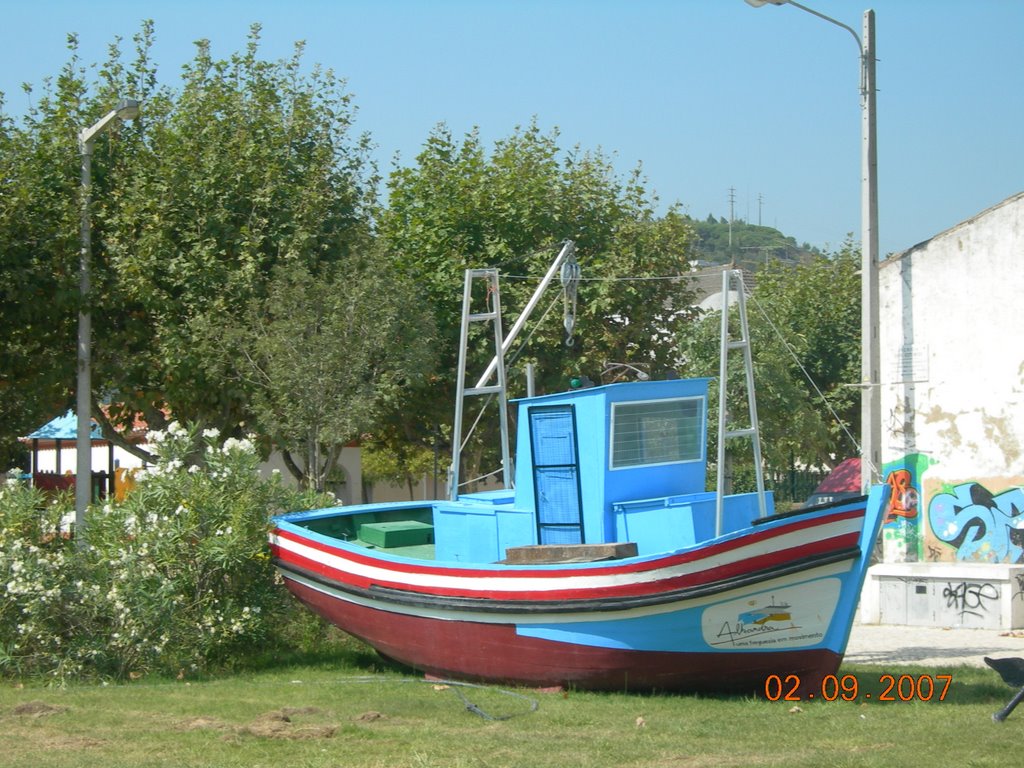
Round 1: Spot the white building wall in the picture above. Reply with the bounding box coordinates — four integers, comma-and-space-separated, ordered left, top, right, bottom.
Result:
260, 447, 445, 506
30, 439, 431, 509
31, 443, 147, 475
870, 192, 1024, 625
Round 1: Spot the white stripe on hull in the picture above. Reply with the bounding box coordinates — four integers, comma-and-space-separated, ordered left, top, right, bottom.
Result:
279, 558, 853, 626
272, 515, 861, 595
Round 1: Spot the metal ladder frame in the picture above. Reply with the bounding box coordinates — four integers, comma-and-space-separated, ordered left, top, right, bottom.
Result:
449, 268, 512, 501
715, 269, 767, 535
447, 241, 578, 501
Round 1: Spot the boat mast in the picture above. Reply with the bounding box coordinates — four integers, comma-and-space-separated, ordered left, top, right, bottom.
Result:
475, 240, 577, 389
448, 241, 579, 501
715, 269, 767, 534
449, 268, 512, 501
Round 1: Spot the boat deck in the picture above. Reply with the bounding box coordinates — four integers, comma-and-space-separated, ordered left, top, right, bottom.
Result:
289, 486, 777, 564
352, 539, 436, 560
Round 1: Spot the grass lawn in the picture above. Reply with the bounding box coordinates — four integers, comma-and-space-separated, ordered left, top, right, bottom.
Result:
1, 641, 1021, 768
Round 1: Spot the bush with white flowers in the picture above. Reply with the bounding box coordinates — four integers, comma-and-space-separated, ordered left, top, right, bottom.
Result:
0, 424, 332, 683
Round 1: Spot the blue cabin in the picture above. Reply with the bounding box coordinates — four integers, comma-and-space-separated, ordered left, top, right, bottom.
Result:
432, 377, 774, 562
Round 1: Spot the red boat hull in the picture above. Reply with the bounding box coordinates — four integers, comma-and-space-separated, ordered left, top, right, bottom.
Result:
287, 578, 841, 694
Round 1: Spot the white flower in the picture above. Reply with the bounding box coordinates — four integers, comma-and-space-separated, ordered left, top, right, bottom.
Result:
202, 427, 220, 439
222, 437, 254, 455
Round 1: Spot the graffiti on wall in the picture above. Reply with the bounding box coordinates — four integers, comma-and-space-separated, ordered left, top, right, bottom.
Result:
880, 453, 934, 562
942, 581, 1000, 622
928, 483, 1024, 563
886, 469, 920, 523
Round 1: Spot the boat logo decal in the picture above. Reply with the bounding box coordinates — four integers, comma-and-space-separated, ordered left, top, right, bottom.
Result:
701, 579, 839, 650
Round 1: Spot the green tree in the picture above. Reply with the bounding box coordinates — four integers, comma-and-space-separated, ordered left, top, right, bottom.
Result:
0, 31, 144, 466
0, 23, 378, 464
203, 257, 435, 491
379, 122, 698, 490
104, 25, 376, 450
677, 242, 860, 486
360, 439, 438, 501
750, 239, 861, 465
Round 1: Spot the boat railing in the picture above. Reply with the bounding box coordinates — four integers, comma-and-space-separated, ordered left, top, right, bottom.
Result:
613, 489, 774, 554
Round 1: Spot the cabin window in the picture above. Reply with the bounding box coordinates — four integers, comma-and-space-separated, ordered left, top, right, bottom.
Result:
610, 397, 703, 469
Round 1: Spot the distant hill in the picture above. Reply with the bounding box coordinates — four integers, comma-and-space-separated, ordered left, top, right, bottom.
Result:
684, 214, 820, 272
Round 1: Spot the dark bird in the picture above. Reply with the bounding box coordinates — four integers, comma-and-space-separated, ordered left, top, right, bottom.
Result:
984, 656, 1024, 688
984, 656, 1024, 723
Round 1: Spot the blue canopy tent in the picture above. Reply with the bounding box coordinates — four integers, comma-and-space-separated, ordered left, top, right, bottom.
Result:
23, 411, 114, 499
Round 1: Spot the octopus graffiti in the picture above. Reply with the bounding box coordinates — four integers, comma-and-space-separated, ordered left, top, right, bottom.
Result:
880, 452, 1024, 565
928, 483, 1024, 564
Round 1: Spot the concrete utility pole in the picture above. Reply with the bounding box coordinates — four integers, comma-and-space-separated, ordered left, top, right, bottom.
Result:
76, 98, 141, 542
728, 186, 736, 248
744, 1, 881, 493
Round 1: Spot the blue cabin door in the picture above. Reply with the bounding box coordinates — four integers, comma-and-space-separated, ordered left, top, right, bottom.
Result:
528, 405, 584, 544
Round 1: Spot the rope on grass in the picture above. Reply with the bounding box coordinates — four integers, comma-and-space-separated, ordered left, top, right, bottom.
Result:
442, 679, 540, 721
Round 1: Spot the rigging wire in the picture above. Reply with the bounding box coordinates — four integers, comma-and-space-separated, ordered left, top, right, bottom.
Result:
746, 291, 867, 471
463, 264, 868, 476
454, 294, 562, 488
503, 273, 688, 283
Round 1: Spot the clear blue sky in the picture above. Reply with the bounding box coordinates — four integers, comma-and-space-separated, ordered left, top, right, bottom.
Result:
3, 0, 1022, 257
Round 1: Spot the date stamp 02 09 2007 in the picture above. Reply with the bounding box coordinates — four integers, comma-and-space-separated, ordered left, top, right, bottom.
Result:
764, 673, 954, 703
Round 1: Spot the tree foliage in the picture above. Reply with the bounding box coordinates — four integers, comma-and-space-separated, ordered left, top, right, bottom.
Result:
0, 23, 379, 467
0, 34, 102, 467
378, 122, 698, 488
750, 239, 861, 464
104, 25, 377, 447
202, 257, 435, 491
687, 216, 818, 268
677, 241, 861, 480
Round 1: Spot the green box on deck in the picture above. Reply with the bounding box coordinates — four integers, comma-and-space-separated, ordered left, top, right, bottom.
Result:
358, 520, 434, 548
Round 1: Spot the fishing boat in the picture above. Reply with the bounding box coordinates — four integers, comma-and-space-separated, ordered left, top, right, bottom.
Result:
270, 243, 887, 694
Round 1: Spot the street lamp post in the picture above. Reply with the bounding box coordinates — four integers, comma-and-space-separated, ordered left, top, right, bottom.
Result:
744, 0, 880, 494
76, 98, 141, 541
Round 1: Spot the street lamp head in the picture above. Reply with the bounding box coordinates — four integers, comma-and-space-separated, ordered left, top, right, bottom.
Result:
114, 98, 141, 121
80, 98, 143, 147
745, 0, 788, 7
